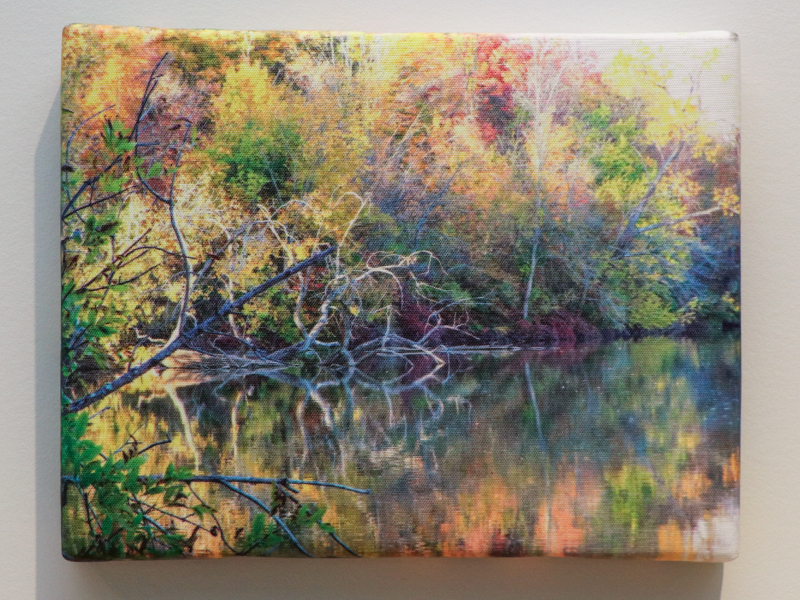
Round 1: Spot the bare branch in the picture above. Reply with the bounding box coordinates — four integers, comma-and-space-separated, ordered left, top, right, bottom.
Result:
636, 206, 723, 234
159, 474, 370, 496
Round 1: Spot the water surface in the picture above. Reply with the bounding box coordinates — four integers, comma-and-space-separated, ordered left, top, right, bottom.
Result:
76, 337, 740, 559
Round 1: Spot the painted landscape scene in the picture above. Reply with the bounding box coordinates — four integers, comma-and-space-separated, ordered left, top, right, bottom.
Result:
61, 26, 740, 560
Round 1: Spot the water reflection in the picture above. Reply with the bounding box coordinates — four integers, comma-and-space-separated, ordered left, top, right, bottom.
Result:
97, 337, 739, 559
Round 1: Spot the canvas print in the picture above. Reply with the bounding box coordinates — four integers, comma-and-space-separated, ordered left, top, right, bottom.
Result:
61, 25, 740, 561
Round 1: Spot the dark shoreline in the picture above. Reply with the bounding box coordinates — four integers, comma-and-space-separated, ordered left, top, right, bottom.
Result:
166, 316, 742, 362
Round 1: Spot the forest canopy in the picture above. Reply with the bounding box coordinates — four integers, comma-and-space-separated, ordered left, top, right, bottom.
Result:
62, 26, 740, 402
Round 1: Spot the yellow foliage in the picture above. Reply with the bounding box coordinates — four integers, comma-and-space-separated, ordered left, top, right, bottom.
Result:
657, 519, 686, 559
675, 469, 711, 501
605, 46, 705, 146
715, 186, 741, 215
723, 451, 740, 486
215, 60, 304, 128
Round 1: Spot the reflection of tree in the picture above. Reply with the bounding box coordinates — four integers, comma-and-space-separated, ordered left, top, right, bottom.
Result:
97, 337, 738, 558
163, 383, 202, 471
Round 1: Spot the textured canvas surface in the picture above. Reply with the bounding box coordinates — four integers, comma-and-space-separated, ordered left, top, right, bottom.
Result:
61, 24, 740, 561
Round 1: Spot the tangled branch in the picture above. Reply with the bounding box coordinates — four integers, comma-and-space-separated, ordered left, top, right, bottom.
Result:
63, 246, 336, 414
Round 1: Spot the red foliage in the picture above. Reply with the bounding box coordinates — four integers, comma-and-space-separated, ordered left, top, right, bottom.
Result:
475, 37, 516, 143
396, 302, 436, 342
489, 529, 524, 557
512, 311, 600, 347
349, 322, 380, 347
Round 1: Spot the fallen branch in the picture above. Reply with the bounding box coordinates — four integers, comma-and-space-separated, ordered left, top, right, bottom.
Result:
63, 246, 336, 415
150, 474, 371, 495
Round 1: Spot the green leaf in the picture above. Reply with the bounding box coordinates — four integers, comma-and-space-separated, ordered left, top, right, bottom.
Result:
246, 513, 266, 545
146, 162, 163, 179
79, 443, 102, 463
317, 521, 335, 534
191, 504, 214, 518
117, 140, 136, 153
73, 413, 89, 439
163, 484, 185, 503
101, 516, 113, 538
124, 455, 146, 472
298, 505, 326, 527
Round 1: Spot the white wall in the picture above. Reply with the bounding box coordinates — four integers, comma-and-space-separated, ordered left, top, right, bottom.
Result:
1, 1, 797, 598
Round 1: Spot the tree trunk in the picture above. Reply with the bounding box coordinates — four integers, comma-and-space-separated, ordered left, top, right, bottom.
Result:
522, 174, 544, 321
522, 231, 540, 321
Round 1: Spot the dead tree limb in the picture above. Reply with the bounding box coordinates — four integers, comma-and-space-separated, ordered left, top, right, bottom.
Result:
63, 246, 335, 415
154, 474, 370, 495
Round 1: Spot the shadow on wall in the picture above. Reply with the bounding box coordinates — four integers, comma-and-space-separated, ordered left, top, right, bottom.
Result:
34, 92, 725, 600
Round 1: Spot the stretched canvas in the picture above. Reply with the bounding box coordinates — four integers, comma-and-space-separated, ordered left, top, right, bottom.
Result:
61, 25, 740, 561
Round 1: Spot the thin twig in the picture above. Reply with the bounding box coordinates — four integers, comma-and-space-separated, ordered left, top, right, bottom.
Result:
185, 483, 239, 554
215, 479, 314, 557
136, 437, 173, 455
325, 527, 360, 556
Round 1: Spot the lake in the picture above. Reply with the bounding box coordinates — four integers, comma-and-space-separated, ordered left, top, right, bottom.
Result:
68, 336, 740, 560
